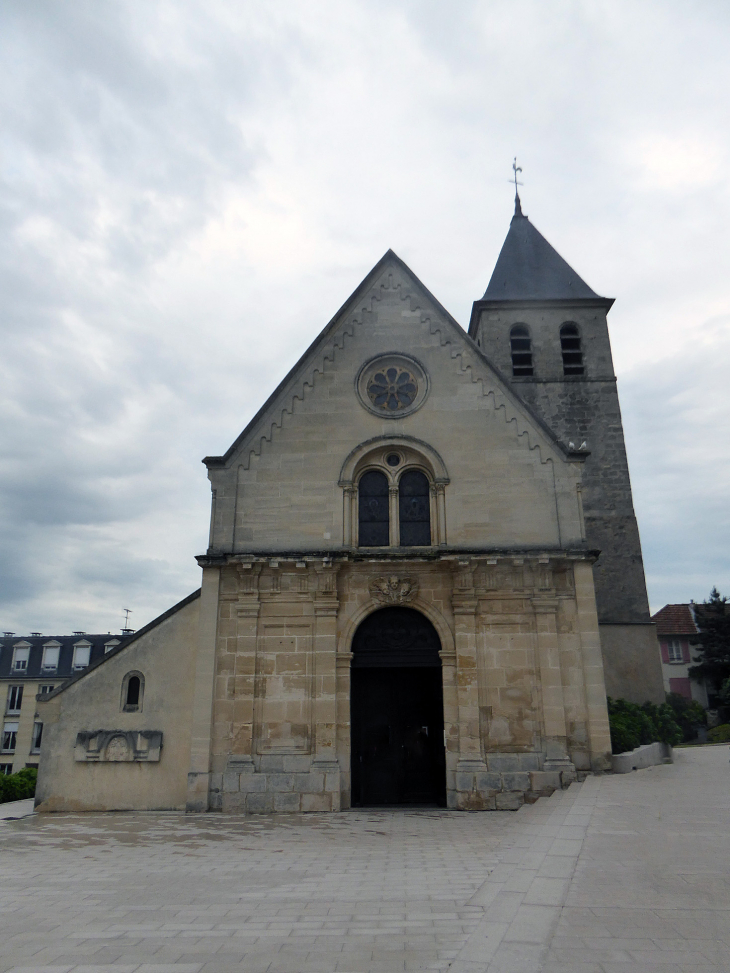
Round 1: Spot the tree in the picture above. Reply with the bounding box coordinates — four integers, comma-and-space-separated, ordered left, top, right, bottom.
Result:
689, 588, 730, 688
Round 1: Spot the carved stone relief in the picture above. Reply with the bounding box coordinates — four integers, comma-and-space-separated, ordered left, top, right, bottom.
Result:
369, 575, 419, 605
74, 730, 162, 763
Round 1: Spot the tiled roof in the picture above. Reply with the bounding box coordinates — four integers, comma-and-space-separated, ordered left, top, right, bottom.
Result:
651, 604, 698, 636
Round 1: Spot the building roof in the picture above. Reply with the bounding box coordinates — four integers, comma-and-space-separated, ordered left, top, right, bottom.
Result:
651, 604, 698, 637
483, 200, 602, 302
0, 633, 132, 681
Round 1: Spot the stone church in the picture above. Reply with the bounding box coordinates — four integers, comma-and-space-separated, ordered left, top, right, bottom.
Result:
35, 199, 664, 813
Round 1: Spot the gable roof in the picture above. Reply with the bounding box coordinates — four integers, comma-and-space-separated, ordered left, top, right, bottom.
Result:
481, 205, 607, 303
204, 249, 588, 469
651, 603, 698, 636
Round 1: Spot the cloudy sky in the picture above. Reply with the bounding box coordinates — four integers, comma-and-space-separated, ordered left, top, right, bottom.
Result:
2, 0, 729, 635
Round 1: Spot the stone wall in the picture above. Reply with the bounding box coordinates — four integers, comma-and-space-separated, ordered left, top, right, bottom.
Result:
201, 554, 612, 813
35, 592, 200, 812
472, 301, 664, 702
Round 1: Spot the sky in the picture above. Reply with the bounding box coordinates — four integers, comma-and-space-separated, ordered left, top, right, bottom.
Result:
1, 0, 729, 635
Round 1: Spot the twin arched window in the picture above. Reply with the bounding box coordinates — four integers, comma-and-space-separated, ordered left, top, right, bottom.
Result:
508, 322, 584, 376
358, 469, 431, 547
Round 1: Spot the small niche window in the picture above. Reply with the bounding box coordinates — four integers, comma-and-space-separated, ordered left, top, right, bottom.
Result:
39, 685, 55, 695
399, 470, 431, 546
560, 323, 584, 375
122, 671, 144, 712
358, 470, 390, 547
510, 324, 533, 377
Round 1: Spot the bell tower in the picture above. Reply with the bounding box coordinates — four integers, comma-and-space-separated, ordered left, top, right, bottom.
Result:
469, 195, 664, 703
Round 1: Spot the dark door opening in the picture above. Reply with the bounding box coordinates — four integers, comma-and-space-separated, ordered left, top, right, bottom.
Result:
351, 607, 446, 807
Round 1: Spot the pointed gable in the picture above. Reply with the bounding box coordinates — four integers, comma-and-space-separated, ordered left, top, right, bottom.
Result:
484, 209, 601, 302
202, 250, 587, 556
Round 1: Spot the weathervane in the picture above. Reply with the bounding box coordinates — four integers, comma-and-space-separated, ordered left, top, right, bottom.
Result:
511, 157, 524, 216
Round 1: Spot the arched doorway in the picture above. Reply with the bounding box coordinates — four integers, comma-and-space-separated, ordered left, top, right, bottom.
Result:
350, 607, 446, 806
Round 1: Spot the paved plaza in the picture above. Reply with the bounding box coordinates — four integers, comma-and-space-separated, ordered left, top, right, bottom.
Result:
1, 746, 729, 973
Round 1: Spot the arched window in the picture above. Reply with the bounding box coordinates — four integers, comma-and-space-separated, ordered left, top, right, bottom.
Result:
399, 470, 431, 546
127, 676, 140, 707
358, 470, 390, 546
560, 323, 584, 375
121, 671, 144, 712
510, 325, 533, 376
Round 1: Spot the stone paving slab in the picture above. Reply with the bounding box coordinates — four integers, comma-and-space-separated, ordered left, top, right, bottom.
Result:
1, 745, 729, 973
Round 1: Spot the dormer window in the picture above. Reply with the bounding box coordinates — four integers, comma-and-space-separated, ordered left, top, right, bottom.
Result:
42, 643, 60, 672
105, 639, 120, 654
510, 325, 533, 377
12, 644, 30, 672
560, 323, 584, 375
72, 642, 91, 670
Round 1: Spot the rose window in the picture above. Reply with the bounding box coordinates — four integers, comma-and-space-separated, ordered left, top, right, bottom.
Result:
366, 367, 418, 412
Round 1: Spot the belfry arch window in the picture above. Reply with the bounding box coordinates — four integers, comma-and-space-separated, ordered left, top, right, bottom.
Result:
121, 671, 144, 713
399, 470, 431, 546
358, 471, 390, 546
560, 323, 584, 375
510, 324, 533, 376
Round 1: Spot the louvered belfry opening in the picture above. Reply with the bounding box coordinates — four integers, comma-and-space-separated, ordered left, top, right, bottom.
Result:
510, 324, 533, 376
560, 322, 584, 375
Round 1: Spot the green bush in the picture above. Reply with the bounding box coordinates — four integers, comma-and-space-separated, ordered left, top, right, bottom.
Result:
0, 767, 37, 803
607, 697, 683, 753
707, 723, 730, 744
665, 693, 708, 742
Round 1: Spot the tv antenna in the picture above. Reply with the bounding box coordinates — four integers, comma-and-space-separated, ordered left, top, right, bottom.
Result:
122, 608, 132, 630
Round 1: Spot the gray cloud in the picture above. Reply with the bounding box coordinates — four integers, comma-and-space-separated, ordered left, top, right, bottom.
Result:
1, 0, 729, 632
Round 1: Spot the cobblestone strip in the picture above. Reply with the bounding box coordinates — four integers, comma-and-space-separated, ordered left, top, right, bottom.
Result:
448, 778, 601, 973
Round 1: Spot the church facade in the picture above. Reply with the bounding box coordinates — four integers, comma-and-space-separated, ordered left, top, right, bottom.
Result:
35, 203, 663, 813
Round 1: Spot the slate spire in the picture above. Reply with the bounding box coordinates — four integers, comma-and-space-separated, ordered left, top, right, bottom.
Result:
484, 203, 600, 301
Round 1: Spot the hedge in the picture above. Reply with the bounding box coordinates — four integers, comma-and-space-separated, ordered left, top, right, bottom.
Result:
0, 766, 37, 803
607, 698, 682, 754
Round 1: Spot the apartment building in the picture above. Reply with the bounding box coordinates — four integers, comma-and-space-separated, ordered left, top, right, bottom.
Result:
1, 633, 131, 774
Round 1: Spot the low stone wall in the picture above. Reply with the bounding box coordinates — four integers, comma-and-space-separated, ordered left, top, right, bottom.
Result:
611, 741, 673, 774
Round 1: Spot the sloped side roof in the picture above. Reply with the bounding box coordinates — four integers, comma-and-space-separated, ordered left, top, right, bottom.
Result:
39, 588, 201, 699
651, 604, 698, 636
483, 211, 601, 301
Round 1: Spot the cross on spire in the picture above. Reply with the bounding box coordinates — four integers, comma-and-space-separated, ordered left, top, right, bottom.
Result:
511, 157, 524, 216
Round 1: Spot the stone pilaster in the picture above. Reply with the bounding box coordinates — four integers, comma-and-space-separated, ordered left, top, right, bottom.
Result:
574, 560, 612, 770
186, 565, 221, 812
532, 596, 574, 776
452, 562, 490, 809
312, 564, 341, 809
